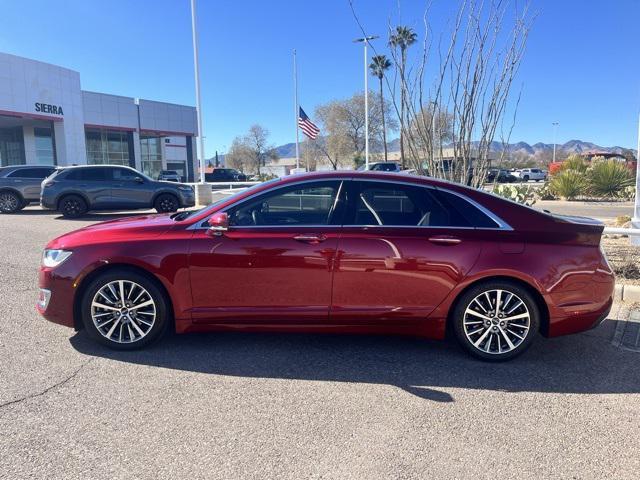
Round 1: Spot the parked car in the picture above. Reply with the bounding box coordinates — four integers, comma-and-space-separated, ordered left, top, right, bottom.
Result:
0, 165, 57, 213
37, 171, 614, 361
205, 168, 247, 182
357, 162, 402, 172
40, 165, 195, 218
513, 168, 547, 182
157, 170, 182, 182
486, 168, 517, 183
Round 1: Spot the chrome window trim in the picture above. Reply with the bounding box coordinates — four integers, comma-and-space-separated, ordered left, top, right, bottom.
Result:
188, 176, 512, 231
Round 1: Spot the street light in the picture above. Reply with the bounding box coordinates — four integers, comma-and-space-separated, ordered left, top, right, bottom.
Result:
552, 122, 559, 163
354, 35, 378, 170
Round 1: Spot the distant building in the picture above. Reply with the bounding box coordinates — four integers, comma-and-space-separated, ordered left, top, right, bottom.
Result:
0, 52, 198, 181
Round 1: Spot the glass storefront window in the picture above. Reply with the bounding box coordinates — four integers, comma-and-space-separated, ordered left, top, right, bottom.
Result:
0, 126, 26, 167
85, 128, 130, 166
140, 136, 163, 179
34, 127, 56, 165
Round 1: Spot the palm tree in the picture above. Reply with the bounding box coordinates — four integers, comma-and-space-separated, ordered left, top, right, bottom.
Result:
369, 55, 392, 162
389, 26, 417, 168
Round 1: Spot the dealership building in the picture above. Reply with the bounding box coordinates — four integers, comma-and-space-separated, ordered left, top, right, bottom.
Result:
0, 52, 199, 181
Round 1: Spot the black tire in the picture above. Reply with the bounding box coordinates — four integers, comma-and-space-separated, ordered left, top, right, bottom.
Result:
80, 268, 170, 350
451, 280, 540, 362
59, 194, 88, 218
154, 193, 179, 213
523, 175, 529, 182
0, 191, 23, 214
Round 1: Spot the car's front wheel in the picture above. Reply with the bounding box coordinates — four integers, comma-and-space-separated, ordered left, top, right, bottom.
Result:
0, 191, 23, 213
452, 281, 539, 361
154, 193, 179, 213
80, 269, 169, 350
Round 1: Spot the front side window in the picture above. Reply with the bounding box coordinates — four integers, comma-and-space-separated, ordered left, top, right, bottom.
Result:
111, 167, 144, 182
350, 181, 471, 227
229, 181, 342, 227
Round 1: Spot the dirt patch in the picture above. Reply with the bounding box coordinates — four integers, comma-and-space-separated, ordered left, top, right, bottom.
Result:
602, 236, 640, 283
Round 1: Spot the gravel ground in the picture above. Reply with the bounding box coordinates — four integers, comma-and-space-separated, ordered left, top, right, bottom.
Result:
1, 207, 639, 479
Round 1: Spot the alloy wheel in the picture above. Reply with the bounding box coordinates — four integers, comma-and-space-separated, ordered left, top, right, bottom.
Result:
0, 192, 19, 213
91, 280, 156, 344
63, 199, 81, 216
462, 289, 531, 355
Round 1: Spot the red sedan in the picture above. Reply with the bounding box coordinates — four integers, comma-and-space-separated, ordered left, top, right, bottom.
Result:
37, 171, 614, 361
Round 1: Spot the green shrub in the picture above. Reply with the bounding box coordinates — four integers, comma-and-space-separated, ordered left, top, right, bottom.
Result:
549, 169, 587, 200
535, 183, 556, 200
559, 155, 588, 173
587, 159, 634, 198
492, 184, 537, 206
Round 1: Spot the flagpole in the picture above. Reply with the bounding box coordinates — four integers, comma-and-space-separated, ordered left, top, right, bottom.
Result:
293, 49, 300, 170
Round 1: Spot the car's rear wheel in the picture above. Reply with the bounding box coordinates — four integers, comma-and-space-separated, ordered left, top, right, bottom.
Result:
154, 193, 179, 213
59, 195, 88, 218
80, 269, 169, 350
0, 191, 22, 213
452, 281, 539, 361
523, 175, 529, 182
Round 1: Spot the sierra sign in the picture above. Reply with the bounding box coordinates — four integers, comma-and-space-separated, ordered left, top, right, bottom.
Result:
35, 102, 64, 115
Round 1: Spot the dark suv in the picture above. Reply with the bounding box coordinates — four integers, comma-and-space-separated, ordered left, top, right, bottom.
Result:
0, 165, 57, 213
205, 168, 247, 182
40, 165, 195, 218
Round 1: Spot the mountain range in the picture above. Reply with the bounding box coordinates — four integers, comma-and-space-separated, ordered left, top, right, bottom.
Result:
208, 139, 637, 164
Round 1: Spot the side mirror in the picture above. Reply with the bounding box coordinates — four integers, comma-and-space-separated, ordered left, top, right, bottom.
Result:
207, 212, 229, 236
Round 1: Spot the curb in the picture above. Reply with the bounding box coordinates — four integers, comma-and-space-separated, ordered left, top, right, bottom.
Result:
615, 283, 640, 303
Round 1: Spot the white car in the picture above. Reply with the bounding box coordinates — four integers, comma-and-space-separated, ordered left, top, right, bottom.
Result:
513, 168, 547, 182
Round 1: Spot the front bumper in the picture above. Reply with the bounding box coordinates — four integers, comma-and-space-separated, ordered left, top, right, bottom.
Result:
37, 266, 76, 328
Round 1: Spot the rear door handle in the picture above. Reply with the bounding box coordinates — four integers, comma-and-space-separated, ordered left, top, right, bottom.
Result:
428, 235, 461, 245
293, 234, 327, 244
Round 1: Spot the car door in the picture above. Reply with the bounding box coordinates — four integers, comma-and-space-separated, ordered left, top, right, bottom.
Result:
63, 167, 111, 208
330, 180, 489, 326
109, 167, 154, 208
7, 167, 54, 200
188, 179, 346, 324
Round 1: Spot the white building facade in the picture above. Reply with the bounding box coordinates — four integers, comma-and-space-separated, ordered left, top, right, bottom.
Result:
0, 52, 198, 181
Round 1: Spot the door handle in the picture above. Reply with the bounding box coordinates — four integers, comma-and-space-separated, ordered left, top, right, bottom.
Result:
428, 235, 461, 245
293, 234, 327, 244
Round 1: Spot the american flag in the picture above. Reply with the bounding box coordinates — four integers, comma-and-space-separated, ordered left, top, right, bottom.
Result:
298, 107, 320, 139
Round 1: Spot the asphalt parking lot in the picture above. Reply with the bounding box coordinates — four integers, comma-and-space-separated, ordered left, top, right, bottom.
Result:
1, 206, 639, 479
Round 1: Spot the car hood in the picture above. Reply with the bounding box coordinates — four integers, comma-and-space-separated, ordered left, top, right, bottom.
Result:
47, 213, 178, 249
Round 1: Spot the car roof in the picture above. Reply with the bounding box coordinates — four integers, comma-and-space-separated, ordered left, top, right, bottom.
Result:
59, 164, 134, 170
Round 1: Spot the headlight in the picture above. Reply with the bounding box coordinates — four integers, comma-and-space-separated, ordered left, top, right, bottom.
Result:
42, 249, 72, 268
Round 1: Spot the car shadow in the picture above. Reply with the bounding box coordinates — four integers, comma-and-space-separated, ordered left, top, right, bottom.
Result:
53, 212, 144, 222
69, 319, 639, 403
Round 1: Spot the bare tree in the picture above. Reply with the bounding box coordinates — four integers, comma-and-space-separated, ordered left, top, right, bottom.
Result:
315, 91, 398, 168
225, 137, 253, 173
352, 1, 533, 186
243, 124, 277, 175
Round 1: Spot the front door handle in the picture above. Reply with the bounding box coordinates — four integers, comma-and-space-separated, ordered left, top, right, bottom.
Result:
293, 234, 327, 244
428, 235, 461, 245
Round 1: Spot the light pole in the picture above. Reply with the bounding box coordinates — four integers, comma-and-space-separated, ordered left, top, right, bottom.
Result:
552, 122, 559, 163
632, 113, 640, 244
354, 35, 378, 170
190, 0, 206, 185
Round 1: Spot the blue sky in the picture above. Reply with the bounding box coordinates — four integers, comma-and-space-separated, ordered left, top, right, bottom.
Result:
1, 0, 638, 154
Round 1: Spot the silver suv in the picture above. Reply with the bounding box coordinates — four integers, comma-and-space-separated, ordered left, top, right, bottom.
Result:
40, 165, 195, 218
0, 165, 57, 213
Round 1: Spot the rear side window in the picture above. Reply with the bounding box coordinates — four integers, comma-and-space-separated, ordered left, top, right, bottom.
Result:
434, 189, 500, 228
7, 167, 55, 179
350, 181, 470, 227
64, 168, 108, 181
